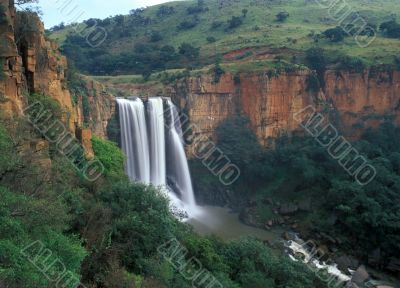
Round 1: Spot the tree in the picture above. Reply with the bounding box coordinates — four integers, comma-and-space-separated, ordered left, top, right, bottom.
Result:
178, 18, 198, 30
323, 26, 345, 42
156, 5, 175, 17
150, 30, 163, 42
306, 47, 327, 72
227, 16, 243, 29
380, 20, 400, 38
178, 43, 199, 61
242, 9, 248, 18
276, 11, 289, 22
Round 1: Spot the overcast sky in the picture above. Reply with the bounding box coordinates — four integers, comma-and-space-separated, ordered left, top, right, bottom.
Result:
39, 0, 174, 28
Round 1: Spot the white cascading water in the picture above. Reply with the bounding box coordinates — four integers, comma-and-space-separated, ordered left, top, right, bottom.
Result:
166, 100, 197, 210
117, 98, 150, 183
147, 98, 167, 186
117, 96, 200, 218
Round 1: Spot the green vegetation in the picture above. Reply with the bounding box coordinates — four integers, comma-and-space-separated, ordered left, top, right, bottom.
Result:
0, 112, 332, 287
192, 116, 400, 272
49, 0, 400, 77
323, 26, 346, 42
275, 11, 290, 22
91, 136, 125, 179
380, 20, 400, 38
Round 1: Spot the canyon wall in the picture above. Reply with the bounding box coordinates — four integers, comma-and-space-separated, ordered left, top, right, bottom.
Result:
169, 69, 400, 150
0, 0, 115, 155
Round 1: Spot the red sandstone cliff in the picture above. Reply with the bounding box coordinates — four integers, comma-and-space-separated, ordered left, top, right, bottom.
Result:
0, 0, 115, 160
0, 0, 115, 157
168, 69, 400, 149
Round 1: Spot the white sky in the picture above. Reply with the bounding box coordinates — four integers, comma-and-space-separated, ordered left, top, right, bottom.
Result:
39, 0, 174, 28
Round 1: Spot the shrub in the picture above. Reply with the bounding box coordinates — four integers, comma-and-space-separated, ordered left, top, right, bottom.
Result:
178, 18, 198, 30
178, 43, 200, 61
187, 0, 208, 14
27, 93, 63, 120
211, 21, 223, 30
209, 62, 225, 84
0, 186, 87, 288
380, 20, 400, 38
305, 47, 327, 72
323, 26, 346, 42
92, 136, 125, 179
156, 5, 175, 17
206, 36, 216, 43
338, 56, 366, 73
0, 123, 19, 177
276, 11, 289, 22
227, 16, 243, 29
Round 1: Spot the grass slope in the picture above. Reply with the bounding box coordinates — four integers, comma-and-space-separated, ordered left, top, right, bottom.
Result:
49, 0, 400, 74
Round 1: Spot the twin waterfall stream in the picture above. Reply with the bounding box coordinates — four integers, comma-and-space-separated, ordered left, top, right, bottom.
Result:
117, 97, 198, 218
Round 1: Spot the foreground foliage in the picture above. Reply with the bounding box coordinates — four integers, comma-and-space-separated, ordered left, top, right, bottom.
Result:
0, 114, 330, 287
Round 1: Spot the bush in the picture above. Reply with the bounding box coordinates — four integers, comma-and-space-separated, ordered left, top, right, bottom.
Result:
0, 186, 87, 288
0, 123, 19, 177
380, 20, 400, 38
92, 136, 125, 179
178, 18, 198, 30
305, 47, 327, 72
209, 62, 225, 84
98, 181, 177, 272
27, 93, 63, 122
156, 5, 175, 17
323, 26, 346, 42
227, 16, 243, 29
187, 0, 208, 14
178, 43, 200, 61
338, 56, 366, 73
276, 11, 289, 22
211, 21, 223, 30
206, 36, 216, 43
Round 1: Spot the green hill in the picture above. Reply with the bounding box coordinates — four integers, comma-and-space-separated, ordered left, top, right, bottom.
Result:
49, 0, 400, 76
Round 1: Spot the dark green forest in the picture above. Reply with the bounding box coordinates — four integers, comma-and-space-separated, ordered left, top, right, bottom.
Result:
192, 116, 400, 273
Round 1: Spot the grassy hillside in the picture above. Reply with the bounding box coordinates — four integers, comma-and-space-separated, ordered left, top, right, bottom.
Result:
49, 0, 400, 76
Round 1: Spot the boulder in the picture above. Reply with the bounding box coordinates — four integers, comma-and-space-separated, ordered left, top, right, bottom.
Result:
279, 203, 298, 215
335, 255, 359, 275
351, 265, 370, 286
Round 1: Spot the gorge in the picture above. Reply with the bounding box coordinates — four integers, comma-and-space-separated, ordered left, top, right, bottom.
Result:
1, 0, 400, 287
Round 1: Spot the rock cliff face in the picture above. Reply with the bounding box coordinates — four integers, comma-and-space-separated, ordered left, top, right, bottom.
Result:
0, 0, 115, 151
170, 69, 400, 149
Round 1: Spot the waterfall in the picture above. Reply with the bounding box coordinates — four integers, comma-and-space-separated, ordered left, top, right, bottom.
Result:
147, 98, 167, 186
117, 96, 200, 218
117, 98, 150, 183
166, 100, 197, 209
